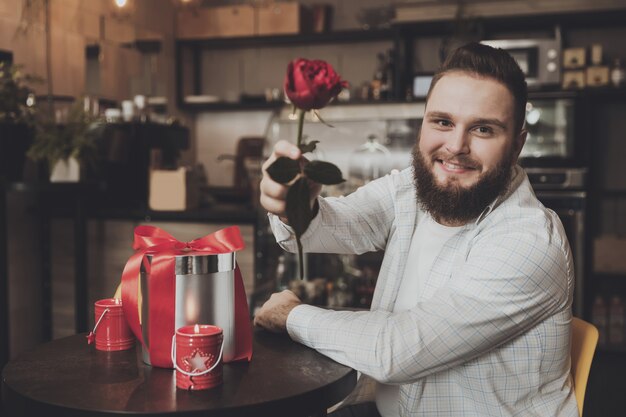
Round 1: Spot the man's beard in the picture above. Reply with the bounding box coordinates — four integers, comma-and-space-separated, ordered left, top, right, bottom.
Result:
411, 143, 514, 225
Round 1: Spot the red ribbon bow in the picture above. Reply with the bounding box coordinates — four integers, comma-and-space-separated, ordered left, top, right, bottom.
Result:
121, 225, 252, 368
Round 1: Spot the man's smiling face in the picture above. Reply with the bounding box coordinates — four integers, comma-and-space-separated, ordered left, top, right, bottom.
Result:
420, 71, 521, 188
413, 71, 526, 226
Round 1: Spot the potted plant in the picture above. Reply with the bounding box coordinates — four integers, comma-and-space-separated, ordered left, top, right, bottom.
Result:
0, 62, 38, 182
27, 99, 102, 182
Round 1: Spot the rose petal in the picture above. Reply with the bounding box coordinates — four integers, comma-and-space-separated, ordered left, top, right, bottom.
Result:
284, 58, 346, 110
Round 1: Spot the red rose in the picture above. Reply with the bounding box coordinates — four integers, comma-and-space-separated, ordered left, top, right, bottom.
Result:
284, 58, 348, 111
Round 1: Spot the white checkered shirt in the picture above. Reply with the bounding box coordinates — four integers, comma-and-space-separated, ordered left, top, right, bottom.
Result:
269, 165, 578, 416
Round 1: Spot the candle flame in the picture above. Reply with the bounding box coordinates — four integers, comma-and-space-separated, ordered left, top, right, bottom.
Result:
194, 324, 200, 333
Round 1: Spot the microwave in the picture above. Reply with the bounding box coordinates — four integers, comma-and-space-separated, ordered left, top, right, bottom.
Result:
519, 93, 588, 168
480, 38, 561, 87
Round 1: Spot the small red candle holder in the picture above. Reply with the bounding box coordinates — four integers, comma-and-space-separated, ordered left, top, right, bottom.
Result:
87, 298, 135, 351
171, 324, 223, 390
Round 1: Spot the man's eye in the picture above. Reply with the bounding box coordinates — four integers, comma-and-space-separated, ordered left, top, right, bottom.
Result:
436, 119, 452, 127
475, 126, 493, 135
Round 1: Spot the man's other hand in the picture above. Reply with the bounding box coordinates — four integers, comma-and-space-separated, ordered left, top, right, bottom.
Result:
253, 290, 302, 333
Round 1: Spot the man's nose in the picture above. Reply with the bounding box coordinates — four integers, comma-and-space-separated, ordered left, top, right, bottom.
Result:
445, 130, 470, 155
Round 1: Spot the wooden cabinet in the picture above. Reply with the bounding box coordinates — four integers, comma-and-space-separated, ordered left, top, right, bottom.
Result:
174, 8, 626, 112
175, 29, 401, 111
176, 5, 255, 39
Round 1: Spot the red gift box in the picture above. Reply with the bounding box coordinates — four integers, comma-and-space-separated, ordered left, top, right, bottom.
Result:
120, 225, 252, 368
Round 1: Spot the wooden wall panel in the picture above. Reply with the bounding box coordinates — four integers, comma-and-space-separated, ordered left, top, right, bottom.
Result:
0, 0, 22, 20
98, 42, 141, 101
103, 16, 135, 44
50, 27, 85, 97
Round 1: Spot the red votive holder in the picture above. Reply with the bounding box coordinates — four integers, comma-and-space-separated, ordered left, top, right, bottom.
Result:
89, 298, 135, 351
172, 324, 223, 390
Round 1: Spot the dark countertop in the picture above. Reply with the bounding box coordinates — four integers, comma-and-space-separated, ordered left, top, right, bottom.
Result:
2, 330, 357, 416
91, 203, 260, 224
4, 181, 260, 224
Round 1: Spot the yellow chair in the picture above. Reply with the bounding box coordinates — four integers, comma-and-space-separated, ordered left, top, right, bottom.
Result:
571, 317, 599, 417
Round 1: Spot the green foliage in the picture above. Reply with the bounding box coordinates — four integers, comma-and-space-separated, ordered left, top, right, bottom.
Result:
304, 160, 345, 185
286, 178, 316, 238
0, 62, 39, 124
27, 99, 103, 171
266, 156, 300, 184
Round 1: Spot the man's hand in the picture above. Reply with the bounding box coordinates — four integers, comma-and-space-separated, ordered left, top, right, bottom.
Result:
253, 290, 302, 333
260, 140, 322, 223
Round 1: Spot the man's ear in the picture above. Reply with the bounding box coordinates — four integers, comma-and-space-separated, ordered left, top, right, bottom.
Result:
512, 129, 527, 164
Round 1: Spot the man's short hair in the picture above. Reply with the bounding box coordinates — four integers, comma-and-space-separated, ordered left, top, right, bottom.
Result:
426, 42, 528, 134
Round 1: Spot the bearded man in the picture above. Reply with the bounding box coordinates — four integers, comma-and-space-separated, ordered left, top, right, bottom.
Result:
255, 42, 578, 417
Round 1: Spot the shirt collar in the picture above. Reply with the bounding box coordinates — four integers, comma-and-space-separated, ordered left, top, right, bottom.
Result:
474, 165, 524, 225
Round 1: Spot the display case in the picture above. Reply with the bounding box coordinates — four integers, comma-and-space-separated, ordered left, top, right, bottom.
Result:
521, 96, 576, 161
251, 102, 424, 311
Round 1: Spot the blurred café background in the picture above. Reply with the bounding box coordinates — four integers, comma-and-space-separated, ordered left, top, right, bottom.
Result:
1, 0, 626, 414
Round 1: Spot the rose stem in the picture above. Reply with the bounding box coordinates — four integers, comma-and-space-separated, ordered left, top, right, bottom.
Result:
296, 109, 305, 147
296, 236, 304, 280
296, 108, 306, 280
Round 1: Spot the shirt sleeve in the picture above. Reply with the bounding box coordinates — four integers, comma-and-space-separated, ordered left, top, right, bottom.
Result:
269, 172, 402, 255
286, 225, 572, 384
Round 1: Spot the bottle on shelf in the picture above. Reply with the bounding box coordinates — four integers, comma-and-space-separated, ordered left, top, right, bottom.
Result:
134, 95, 149, 122
371, 49, 395, 101
610, 58, 625, 88
370, 52, 385, 101
608, 295, 625, 347
591, 295, 607, 347
383, 49, 395, 100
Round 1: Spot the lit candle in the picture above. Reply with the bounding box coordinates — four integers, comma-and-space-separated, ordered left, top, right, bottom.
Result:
173, 324, 223, 390
88, 298, 135, 351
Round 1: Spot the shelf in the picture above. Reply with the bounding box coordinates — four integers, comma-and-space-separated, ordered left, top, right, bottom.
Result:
91, 204, 258, 224
526, 88, 626, 101
179, 100, 283, 112
175, 28, 398, 50
581, 87, 626, 102
596, 190, 626, 198
7, 180, 108, 195
394, 8, 626, 36
175, 9, 626, 114
177, 87, 626, 112
275, 101, 425, 122
526, 89, 580, 99
178, 86, 626, 112
594, 272, 626, 280
179, 99, 421, 113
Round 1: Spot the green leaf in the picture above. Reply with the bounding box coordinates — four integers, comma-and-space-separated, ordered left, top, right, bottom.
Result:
299, 140, 319, 154
266, 156, 300, 184
304, 160, 345, 185
285, 177, 315, 237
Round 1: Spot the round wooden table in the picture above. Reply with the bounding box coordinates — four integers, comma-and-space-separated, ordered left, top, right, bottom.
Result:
2, 329, 357, 416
